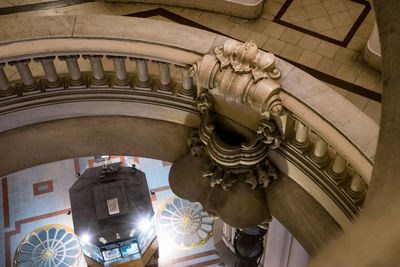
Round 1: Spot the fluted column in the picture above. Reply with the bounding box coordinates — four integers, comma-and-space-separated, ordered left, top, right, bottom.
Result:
177, 65, 195, 98
107, 56, 129, 87
131, 58, 152, 90
9, 59, 38, 94
293, 121, 310, 150
59, 55, 85, 88
0, 63, 13, 96
310, 136, 329, 166
155, 61, 174, 93
35, 57, 62, 89
83, 55, 108, 87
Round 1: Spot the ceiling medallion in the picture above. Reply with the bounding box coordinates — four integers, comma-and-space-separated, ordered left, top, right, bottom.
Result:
155, 197, 213, 250
14, 224, 82, 267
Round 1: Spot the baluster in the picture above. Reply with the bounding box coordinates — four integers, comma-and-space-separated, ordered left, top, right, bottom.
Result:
292, 120, 310, 150
59, 55, 85, 88
35, 57, 62, 90
131, 58, 152, 90
107, 56, 129, 88
155, 61, 174, 94
346, 173, 366, 203
177, 65, 195, 98
328, 153, 348, 182
0, 63, 14, 97
310, 136, 329, 166
83, 55, 108, 87
9, 59, 39, 94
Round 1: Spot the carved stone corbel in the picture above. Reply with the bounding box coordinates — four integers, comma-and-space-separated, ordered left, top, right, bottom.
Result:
169, 40, 286, 228
192, 39, 284, 118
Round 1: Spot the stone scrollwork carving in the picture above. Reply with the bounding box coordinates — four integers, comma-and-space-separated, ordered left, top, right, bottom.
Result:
169, 40, 285, 228
196, 90, 281, 167
188, 129, 278, 192
192, 39, 284, 118
215, 40, 280, 82
257, 119, 282, 149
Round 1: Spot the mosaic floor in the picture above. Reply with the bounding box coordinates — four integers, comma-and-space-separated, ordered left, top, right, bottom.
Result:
279, 0, 367, 42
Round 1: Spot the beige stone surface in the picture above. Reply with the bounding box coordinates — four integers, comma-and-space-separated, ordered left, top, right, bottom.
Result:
73, 16, 218, 55
316, 57, 341, 76
0, 15, 76, 43
280, 43, 304, 61
297, 50, 322, 68
315, 40, 340, 59
262, 37, 286, 55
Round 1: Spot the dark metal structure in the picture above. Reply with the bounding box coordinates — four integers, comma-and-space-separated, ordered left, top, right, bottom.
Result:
69, 162, 155, 264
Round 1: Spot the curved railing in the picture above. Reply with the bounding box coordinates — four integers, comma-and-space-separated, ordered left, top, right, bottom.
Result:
0, 16, 378, 231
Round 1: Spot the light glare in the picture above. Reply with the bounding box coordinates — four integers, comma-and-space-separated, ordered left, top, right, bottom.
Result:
81, 233, 91, 243
138, 218, 151, 232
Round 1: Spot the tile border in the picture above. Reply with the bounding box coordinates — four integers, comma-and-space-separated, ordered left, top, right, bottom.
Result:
73, 158, 80, 176
272, 0, 372, 47
32, 180, 54, 196
2, 177, 10, 228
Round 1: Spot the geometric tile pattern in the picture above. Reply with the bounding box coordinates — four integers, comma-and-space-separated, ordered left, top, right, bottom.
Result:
275, 0, 371, 46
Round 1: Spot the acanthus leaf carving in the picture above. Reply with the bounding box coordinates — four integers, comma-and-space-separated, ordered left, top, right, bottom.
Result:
214, 39, 281, 82
257, 119, 282, 149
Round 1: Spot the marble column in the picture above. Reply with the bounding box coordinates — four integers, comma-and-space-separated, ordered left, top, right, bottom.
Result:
84, 55, 108, 86
177, 66, 195, 98
293, 121, 310, 150
156, 61, 174, 93
59, 55, 85, 88
108, 56, 129, 87
9, 60, 38, 93
329, 153, 348, 182
131, 58, 152, 89
35, 57, 62, 89
310, 136, 329, 166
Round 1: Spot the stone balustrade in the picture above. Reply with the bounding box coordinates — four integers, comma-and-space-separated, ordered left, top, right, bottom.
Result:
0, 55, 195, 98
0, 15, 379, 234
